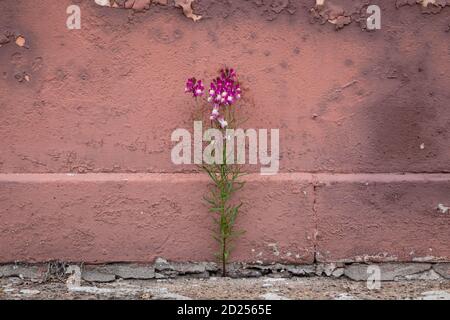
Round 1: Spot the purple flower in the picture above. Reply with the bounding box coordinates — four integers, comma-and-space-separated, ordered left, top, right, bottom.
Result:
185, 68, 241, 129
217, 116, 228, 128
210, 104, 220, 120
185, 77, 205, 97
207, 68, 241, 108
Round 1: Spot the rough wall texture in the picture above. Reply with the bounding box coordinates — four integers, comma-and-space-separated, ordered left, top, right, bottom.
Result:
0, 0, 449, 263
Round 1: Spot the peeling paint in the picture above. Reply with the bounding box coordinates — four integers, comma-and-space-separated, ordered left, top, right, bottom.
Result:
89, 0, 450, 27
396, 0, 450, 13
309, 0, 369, 30
437, 203, 449, 214
309, 0, 450, 30
174, 0, 202, 22
93, 0, 201, 21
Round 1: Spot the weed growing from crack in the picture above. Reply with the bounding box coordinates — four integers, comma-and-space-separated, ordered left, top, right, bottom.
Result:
185, 67, 245, 276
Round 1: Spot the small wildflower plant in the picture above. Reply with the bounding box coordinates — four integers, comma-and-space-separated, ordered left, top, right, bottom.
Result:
185, 68, 245, 277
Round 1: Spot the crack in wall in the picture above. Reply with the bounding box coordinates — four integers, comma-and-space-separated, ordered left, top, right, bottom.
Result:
312, 177, 320, 264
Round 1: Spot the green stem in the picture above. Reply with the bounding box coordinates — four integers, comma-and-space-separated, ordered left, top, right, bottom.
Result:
221, 133, 227, 276
222, 237, 227, 277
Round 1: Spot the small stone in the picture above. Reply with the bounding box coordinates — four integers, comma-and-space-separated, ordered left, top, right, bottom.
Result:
316, 263, 336, 276
82, 270, 116, 283
404, 269, 441, 281
332, 268, 345, 278
260, 293, 290, 300
154, 257, 172, 271
202, 262, 218, 272
418, 290, 450, 300
334, 293, 359, 300
433, 263, 450, 279
19, 289, 40, 295
344, 263, 432, 281
3, 288, 15, 293
286, 265, 316, 276
0, 265, 45, 280
141, 292, 152, 300
157, 292, 192, 300
105, 264, 155, 279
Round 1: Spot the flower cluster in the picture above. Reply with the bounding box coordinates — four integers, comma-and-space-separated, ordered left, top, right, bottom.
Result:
208, 68, 241, 107
185, 77, 204, 97
185, 68, 241, 129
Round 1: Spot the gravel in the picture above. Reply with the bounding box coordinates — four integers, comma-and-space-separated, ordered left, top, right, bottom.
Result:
1, 276, 449, 300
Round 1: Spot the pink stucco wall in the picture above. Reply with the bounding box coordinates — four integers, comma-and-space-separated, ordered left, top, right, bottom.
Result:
0, 0, 449, 263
